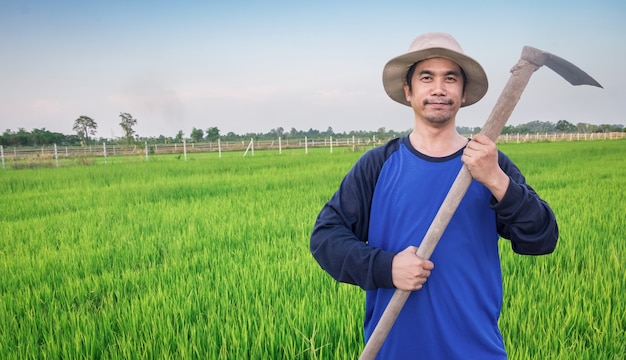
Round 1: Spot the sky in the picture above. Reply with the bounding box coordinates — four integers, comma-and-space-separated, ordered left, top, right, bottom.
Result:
1, 0, 624, 138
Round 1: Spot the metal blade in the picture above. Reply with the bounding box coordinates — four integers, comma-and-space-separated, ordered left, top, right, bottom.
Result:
521, 46, 603, 88
544, 52, 603, 88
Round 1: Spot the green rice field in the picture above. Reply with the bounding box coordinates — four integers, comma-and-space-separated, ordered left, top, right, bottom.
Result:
1, 139, 624, 359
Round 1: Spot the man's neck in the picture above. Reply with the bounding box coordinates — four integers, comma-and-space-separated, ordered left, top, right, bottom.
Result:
409, 124, 467, 157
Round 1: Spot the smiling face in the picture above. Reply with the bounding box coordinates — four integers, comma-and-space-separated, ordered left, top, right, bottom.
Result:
403, 58, 466, 127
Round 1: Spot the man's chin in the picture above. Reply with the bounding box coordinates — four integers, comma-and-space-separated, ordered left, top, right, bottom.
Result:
424, 115, 453, 126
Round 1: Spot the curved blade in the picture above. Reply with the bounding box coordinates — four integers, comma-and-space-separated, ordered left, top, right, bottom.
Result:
523, 46, 603, 88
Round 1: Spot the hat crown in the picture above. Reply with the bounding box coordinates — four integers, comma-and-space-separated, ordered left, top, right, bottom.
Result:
408, 32, 464, 54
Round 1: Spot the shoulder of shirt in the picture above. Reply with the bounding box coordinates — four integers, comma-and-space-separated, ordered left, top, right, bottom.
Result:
359, 136, 405, 162
346, 136, 405, 181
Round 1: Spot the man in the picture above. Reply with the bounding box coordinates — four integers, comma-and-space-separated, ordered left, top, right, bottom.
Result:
310, 32, 558, 359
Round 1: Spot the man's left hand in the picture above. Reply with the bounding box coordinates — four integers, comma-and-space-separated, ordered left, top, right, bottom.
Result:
462, 133, 510, 201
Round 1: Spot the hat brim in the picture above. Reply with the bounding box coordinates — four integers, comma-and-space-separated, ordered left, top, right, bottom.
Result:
382, 47, 488, 107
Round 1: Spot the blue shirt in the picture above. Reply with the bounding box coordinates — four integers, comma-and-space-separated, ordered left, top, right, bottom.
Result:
310, 135, 558, 359
366, 142, 505, 359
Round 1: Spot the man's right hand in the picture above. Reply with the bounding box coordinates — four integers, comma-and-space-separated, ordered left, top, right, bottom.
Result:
391, 246, 434, 291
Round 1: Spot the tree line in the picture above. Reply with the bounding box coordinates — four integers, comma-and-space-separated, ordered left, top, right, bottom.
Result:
1, 116, 624, 148
458, 120, 624, 136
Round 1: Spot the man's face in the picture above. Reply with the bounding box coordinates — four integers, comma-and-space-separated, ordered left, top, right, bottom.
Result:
403, 58, 466, 126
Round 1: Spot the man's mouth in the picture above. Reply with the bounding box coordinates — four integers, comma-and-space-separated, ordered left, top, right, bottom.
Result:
424, 98, 453, 105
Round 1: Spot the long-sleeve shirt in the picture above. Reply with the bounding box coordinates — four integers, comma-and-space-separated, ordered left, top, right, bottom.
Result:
310, 135, 558, 359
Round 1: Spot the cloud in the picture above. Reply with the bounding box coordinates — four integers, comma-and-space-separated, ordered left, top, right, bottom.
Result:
315, 89, 361, 101
202, 85, 281, 101
30, 99, 63, 114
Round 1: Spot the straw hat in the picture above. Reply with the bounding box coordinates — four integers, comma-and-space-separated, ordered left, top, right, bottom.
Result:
382, 32, 488, 107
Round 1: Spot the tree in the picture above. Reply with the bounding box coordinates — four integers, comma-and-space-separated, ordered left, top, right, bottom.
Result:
31, 128, 66, 146
72, 115, 98, 145
276, 126, 285, 138
376, 127, 387, 139
15, 128, 30, 146
190, 127, 204, 142
175, 130, 184, 143
206, 127, 220, 142
555, 120, 576, 133
224, 132, 238, 142
524, 120, 556, 133
306, 128, 320, 137
119, 112, 137, 145
576, 122, 597, 133
597, 124, 624, 133
500, 125, 515, 135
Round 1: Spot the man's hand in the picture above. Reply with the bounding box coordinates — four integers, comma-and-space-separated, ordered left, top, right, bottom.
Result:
462, 133, 510, 201
391, 246, 434, 291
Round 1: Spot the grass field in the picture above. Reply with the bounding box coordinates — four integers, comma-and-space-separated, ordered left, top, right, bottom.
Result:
1, 140, 624, 359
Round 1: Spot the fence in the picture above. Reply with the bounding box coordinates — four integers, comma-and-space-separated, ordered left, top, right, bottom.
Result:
1, 136, 376, 156
496, 131, 625, 143
1, 132, 624, 170
0, 136, 378, 169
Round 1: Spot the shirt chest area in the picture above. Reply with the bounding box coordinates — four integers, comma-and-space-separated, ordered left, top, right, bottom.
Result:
368, 147, 495, 251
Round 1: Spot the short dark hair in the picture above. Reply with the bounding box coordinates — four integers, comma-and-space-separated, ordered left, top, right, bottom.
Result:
405, 60, 468, 94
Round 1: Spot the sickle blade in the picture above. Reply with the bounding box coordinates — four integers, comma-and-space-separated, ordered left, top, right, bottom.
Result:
522, 46, 603, 88
544, 52, 603, 88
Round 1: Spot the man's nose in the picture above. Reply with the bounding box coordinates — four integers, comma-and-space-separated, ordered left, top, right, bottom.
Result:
430, 78, 447, 95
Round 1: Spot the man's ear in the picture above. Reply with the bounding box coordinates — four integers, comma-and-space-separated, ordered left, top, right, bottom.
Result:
403, 83, 411, 102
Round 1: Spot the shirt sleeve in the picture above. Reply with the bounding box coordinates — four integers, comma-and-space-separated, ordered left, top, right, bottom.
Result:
492, 151, 559, 255
310, 143, 398, 290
